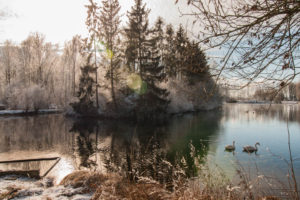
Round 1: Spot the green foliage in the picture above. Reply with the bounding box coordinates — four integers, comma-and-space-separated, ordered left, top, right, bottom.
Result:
136, 17, 170, 117
183, 41, 209, 84
164, 24, 209, 84
125, 1, 170, 120
124, 0, 150, 73
164, 24, 177, 77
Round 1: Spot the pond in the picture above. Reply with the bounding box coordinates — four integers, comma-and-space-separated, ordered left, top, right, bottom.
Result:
0, 103, 299, 190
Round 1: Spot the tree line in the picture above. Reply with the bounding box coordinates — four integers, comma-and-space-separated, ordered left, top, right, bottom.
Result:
72, 0, 213, 119
0, 33, 83, 110
0, 0, 218, 118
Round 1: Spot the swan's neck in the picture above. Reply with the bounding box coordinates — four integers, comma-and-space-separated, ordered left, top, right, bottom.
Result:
255, 144, 258, 149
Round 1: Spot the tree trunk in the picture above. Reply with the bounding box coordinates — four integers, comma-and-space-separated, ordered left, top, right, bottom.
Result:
72, 60, 76, 96
94, 39, 99, 109
110, 59, 118, 110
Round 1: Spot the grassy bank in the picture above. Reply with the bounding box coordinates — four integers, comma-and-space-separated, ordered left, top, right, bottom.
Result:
1, 165, 298, 200
58, 166, 298, 200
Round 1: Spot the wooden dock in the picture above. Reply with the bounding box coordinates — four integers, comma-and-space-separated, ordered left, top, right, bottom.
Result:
0, 157, 61, 179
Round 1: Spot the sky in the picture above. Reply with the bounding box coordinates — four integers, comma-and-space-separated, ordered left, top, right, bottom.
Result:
0, 0, 191, 45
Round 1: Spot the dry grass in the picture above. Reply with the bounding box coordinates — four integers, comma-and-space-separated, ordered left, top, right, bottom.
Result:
60, 170, 172, 199
93, 181, 171, 200
58, 169, 297, 200
60, 170, 108, 192
0, 186, 21, 200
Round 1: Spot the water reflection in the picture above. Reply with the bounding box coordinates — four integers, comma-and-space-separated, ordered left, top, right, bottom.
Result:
0, 104, 299, 187
223, 103, 300, 123
0, 115, 75, 183
69, 112, 222, 186
70, 120, 97, 169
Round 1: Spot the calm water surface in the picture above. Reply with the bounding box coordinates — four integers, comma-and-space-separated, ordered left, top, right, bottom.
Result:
0, 103, 299, 187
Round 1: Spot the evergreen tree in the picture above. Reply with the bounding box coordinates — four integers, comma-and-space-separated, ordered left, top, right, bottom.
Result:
125, 1, 169, 119
124, 0, 150, 75
164, 24, 177, 78
153, 17, 165, 64
183, 41, 209, 84
136, 19, 170, 120
165, 24, 209, 84
85, 0, 100, 108
71, 56, 97, 115
99, 0, 121, 110
174, 25, 188, 80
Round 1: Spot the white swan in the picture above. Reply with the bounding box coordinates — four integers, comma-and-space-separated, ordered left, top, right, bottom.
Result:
225, 141, 235, 151
243, 142, 260, 153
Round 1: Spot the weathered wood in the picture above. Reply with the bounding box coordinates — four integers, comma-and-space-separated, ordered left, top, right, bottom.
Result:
0, 170, 40, 179
0, 157, 61, 179
0, 157, 59, 164
0, 104, 6, 110
41, 157, 61, 177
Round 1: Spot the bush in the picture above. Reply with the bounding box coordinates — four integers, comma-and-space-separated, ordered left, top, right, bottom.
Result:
4, 84, 49, 111
165, 78, 222, 114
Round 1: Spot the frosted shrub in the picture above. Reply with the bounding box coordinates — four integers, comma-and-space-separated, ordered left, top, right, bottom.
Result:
4, 84, 49, 111
164, 78, 222, 114
3, 85, 19, 109
29, 85, 48, 111
166, 79, 194, 113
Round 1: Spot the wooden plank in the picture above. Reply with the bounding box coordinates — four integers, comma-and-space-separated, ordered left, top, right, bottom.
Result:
0, 157, 61, 179
0, 157, 59, 164
41, 157, 61, 177
0, 170, 40, 179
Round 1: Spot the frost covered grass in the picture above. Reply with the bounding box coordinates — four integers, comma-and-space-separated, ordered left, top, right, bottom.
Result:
59, 163, 299, 200
0, 175, 92, 200
70, 168, 295, 199
0, 166, 297, 200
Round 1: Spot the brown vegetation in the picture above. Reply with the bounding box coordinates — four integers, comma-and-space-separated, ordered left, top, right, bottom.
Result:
60, 171, 108, 192
0, 186, 21, 199
58, 168, 297, 200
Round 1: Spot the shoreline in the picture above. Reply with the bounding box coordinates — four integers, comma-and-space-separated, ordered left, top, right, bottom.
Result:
0, 109, 63, 117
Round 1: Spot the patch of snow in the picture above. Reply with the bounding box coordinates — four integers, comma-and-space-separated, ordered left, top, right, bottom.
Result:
0, 175, 93, 200
0, 109, 63, 115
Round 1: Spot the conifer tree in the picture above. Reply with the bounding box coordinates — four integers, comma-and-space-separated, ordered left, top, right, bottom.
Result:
124, 0, 150, 75
164, 24, 177, 78
165, 24, 209, 84
153, 17, 165, 64
136, 19, 170, 120
174, 25, 188, 80
71, 56, 97, 115
99, 0, 121, 110
125, 1, 169, 119
184, 41, 209, 84
85, 0, 100, 108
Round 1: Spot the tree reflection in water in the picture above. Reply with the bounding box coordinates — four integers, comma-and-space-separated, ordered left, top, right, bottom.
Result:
223, 103, 300, 123
70, 119, 98, 169
69, 110, 222, 188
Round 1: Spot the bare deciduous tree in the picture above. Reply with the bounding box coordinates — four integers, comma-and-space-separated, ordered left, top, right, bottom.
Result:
177, 0, 300, 89
0, 40, 17, 85
62, 35, 82, 96
20, 32, 58, 86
